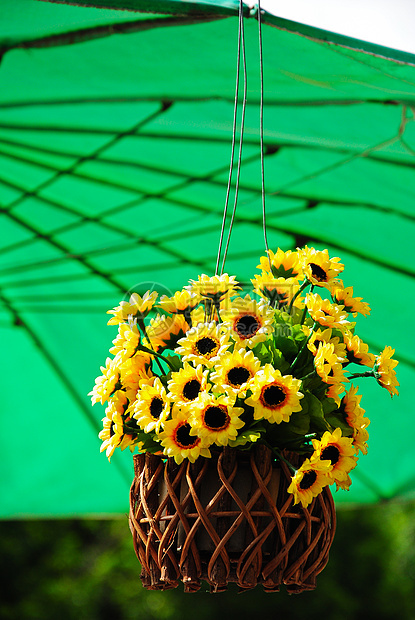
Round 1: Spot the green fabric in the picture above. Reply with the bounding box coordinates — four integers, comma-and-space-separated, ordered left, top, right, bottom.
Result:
0, 0, 414, 518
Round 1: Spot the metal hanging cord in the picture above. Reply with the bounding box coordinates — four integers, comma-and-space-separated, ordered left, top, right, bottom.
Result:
215, 0, 246, 276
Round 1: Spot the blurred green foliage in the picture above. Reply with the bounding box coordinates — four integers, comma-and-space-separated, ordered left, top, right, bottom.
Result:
1, 502, 415, 620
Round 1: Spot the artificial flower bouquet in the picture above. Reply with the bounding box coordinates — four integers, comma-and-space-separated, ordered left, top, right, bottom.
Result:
90, 247, 399, 508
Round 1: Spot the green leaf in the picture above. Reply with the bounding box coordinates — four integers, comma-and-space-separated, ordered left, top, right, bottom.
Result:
304, 390, 332, 433
229, 430, 262, 447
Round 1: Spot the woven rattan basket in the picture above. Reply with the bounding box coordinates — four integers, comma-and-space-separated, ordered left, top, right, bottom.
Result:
129, 445, 336, 593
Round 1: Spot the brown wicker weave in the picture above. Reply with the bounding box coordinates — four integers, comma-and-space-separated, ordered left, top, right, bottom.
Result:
129, 445, 336, 593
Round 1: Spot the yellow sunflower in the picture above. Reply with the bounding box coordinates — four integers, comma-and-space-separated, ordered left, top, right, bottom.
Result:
374, 346, 399, 397
119, 351, 153, 392
210, 348, 261, 397
99, 408, 125, 460
257, 248, 303, 279
343, 331, 375, 367
311, 428, 358, 484
339, 385, 370, 455
287, 458, 332, 508
98, 390, 131, 460
157, 289, 201, 314
331, 280, 371, 317
175, 322, 231, 367
158, 407, 211, 464
251, 273, 303, 310
314, 341, 348, 384
245, 364, 304, 424
106, 290, 158, 325
109, 321, 140, 357
304, 326, 347, 361
298, 247, 344, 288
89, 356, 120, 405
132, 377, 171, 434
186, 273, 241, 302
314, 342, 348, 404
305, 292, 352, 331
220, 295, 275, 349
145, 313, 188, 351
167, 362, 211, 405
188, 393, 245, 446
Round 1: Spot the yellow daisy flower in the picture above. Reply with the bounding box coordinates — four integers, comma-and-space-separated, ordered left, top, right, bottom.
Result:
186, 273, 240, 302
251, 273, 302, 310
245, 364, 304, 424
99, 409, 124, 460
314, 342, 348, 405
158, 407, 211, 464
343, 331, 375, 367
374, 346, 399, 397
175, 322, 231, 367
210, 348, 261, 397
157, 289, 200, 314
98, 390, 130, 460
146, 313, 188, 351
335, 474, 353, 491
298, 247, 344, 288
106, 290, 158, 325
305, 292, 353, 331
257, 248, 302, 279
303, 326, 347, 361
132, 377, 171, 434
314, 341, 349, 385
311, 428, 358, 484
339, 385, 370, 455
119, 352, 153, 392
331, 280, 371, 317
109, 321, 140, 357
167, 362, 211, 405
287, 458, 332, 508
89, 356, 120, 405
220, 295, 275, 349
188, 393, 245, 446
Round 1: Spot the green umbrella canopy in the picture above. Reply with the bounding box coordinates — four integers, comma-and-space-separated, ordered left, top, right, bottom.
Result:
0, 0, 413, 518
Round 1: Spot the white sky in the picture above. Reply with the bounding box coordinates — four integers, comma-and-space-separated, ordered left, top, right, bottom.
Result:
260, 0, 415, 54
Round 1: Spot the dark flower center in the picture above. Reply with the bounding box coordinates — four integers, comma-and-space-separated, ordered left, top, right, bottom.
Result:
261, 384, 286, 408
321, 445, 340, 466
150, 397, 164, 419
227, 366, 251, 387
196, 336, 218, 357
182, 379, 201, 400
299, 470, 317, 490
204, 406, 229, 431
309, 262, 328, 282
110, 422, 116, 438
234, 314, 260, 338
175, 423, 199, 448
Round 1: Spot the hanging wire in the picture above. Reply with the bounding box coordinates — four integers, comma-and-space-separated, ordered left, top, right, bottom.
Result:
220, 3, 247, 276
215, 0, 244, 276
257, 0, 273, 272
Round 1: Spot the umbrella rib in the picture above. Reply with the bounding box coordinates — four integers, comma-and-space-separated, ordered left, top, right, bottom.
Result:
317, 39, 415, 90
3, 209, 129, 294
0, 95, 409, 109
1, 15, 229, 55
3, 121, 415, 171
1, 101, 173, 216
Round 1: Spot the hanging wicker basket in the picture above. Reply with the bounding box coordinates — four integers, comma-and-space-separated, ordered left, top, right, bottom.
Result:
129, 445, 336, 593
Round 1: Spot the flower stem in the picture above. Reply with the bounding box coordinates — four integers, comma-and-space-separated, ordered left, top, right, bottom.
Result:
347, 371, 375, 380
137, 318, 165, 373
135, 342, 175, 371
288, 279, 310, 315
